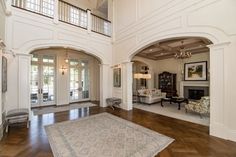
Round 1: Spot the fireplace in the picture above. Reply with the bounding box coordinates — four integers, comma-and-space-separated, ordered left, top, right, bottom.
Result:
184, 86, 209, 100
189, 89, 204, 100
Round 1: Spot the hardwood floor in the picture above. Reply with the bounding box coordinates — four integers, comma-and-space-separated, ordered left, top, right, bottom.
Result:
0, 105, 236, 157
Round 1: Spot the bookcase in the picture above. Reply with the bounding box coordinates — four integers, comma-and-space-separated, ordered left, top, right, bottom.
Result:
158, 71, 177, 98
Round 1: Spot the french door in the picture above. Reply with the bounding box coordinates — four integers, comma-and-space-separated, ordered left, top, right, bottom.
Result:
69, 59, 89, 102
31, 55, 56, 107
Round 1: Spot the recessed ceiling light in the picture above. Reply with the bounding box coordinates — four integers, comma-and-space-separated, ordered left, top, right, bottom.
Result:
149, 49, 153, 52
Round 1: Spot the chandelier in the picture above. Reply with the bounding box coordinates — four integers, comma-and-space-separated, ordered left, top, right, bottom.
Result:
174, 41, 192, 59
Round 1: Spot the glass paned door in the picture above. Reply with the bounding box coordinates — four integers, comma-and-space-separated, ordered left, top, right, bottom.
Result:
70, 66, 80, 101
31, 64, 40, 107
81, 60, 89, 99
42, 65, 55, 105
30, 55, 56, 107
69, 59, 89, 102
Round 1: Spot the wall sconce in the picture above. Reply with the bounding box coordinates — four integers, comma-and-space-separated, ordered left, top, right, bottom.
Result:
60, 65, 67, 75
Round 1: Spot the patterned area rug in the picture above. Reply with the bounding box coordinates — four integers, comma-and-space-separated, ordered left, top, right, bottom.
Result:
45, 113, 174, 157
33, 102, 96, 115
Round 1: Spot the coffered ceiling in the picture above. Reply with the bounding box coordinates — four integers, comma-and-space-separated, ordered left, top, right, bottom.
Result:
135, 37, 212, 60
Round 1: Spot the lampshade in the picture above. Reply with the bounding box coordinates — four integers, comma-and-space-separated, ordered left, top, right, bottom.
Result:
143, 73, 151, 79
134, 73, 151, 79
134, 73, 143, 79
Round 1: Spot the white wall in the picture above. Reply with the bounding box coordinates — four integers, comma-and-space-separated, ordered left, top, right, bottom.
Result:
0, 0, 6, 41
112, 0, 236, 142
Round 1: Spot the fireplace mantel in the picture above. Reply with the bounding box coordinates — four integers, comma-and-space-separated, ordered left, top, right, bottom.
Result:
180, 81, 209, 97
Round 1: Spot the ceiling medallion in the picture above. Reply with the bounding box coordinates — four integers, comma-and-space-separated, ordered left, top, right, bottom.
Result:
174, 41, 192, 59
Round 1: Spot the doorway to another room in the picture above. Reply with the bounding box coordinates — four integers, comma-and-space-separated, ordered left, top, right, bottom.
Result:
30, 48, 100, 108
132, 37, 211, 126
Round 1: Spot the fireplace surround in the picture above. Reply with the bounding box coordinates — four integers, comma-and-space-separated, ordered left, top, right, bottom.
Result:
180, 81, 209, 99
184, 86, 209, 100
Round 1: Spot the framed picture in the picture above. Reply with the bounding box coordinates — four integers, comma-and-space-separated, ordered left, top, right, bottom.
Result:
184, 61, 207, 81
113, 68, 121, 87
2, 56, 7, 92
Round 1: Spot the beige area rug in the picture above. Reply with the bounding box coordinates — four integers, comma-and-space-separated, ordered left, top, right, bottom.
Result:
133, 102, 210, 126
33, 102, 96, 115
45, 113, 174, 157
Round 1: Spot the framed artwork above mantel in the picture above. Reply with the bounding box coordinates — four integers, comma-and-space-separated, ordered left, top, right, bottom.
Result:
184, 61, 207, 81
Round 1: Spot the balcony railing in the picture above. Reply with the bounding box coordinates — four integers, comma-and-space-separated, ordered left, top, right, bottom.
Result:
58, 1, 87, 29
12, 0, 54, 18
11, 0, 112, 37
91, 14, 111, 37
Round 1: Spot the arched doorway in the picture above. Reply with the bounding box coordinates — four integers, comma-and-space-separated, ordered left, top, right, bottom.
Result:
131, 37, 211, 125
30, 47, 101, 107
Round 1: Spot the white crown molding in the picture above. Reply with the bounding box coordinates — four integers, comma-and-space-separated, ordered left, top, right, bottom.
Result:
207, 42, 231, 49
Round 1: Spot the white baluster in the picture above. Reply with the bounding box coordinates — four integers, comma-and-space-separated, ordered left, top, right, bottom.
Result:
53, 0, 59, 24
87, 9, 91, 34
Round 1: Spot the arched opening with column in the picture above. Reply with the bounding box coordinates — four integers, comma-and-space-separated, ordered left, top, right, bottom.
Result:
5, 42, 112, 117
122, 30, 232, 140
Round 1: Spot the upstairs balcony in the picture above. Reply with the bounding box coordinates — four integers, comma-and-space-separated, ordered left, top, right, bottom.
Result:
11, 0, 112, 37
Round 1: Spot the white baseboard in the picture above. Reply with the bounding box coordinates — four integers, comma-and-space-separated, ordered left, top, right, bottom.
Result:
227, 129, 236, 142
210, 122, 236, 142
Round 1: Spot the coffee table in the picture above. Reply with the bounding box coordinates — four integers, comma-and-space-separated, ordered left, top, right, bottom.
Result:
161, 97, 188, 110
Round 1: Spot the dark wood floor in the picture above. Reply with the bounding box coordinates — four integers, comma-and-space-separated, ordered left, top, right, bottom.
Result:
0, 105, 236, 157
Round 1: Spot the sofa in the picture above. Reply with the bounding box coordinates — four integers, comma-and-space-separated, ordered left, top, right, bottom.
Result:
137, 89, 166, 104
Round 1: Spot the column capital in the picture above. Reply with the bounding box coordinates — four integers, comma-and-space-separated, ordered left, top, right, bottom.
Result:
122, 61, 133, 64
208, 42, 231, 49
99, 63, 110, 67
0, 39, 6, 49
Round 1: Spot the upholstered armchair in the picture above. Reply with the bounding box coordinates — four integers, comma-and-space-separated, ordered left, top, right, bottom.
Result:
185, 96, 210, 118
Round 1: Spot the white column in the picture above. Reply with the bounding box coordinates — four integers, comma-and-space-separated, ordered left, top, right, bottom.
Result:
18, 54, 32, 118
208, 42, 230, 140
121, 62, 133, 110
87, 9, 92, 34
0, 41, 4, 139
99, 64, 111, 107
53, 0, 59, 24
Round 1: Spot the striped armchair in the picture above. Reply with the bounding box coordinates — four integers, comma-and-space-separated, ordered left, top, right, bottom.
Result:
185, 96, 210, 118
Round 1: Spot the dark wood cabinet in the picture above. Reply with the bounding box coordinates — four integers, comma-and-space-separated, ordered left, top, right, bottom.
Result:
158, 71, 177, 98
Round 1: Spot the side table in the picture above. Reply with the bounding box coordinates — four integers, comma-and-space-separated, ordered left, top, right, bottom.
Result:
5, 108, 29, 133
106, 97, 122, 110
